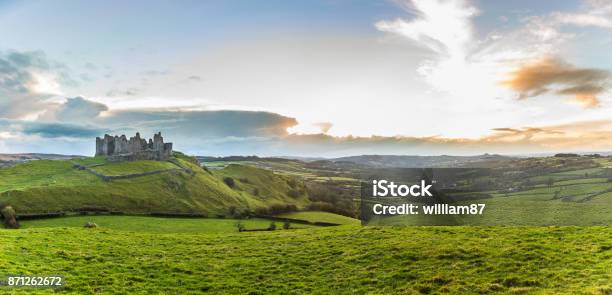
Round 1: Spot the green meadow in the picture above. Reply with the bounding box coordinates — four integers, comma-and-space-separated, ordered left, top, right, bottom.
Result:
1, 224, 610, 294
1, 155, 611, 293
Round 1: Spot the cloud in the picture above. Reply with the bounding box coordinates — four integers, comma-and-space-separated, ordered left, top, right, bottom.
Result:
43, 96, 109, 122
375, 0, 484, 95
96, 109, 298, 139
0, 119, 104, 139
375, 0, 478, 58
554, 12, 612, 28
552, 0, 612, 28
313, 122, 333, 134
0, 51, 51, 119
501, 57, 609, 107
21, 122, 104, 138
489, 127, 564, 141
273, 119, 612, 157
373, 0, 570, 103
374, 0, 612, 113
0, 50, 75, 119
2, 98, 612, 156
586, 0, 612, 11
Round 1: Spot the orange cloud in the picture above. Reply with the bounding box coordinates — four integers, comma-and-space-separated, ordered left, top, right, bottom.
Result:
501, 57, 609, 108
313, 122, 333, 134
280, 119, 612, 156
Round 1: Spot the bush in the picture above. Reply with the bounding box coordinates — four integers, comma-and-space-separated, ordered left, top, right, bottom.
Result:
0, 205, 19, 229
305, 181, 358, 217
267, 222, 277, 231
254, 204, 298, 216
283, 222, 291, 230
286, 178, 297, 188
223, 177, 235, 188
287, 189, 301, 198
228, 206, 237, 217
235, 221, 245, 232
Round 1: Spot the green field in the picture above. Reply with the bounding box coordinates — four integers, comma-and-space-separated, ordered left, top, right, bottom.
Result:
0, 225, 610, 294
276, 211, 360, 225
0, 154, 309, 216
1, 155, 612, 293
19, 215, 313, 233
90, 160, 179, 176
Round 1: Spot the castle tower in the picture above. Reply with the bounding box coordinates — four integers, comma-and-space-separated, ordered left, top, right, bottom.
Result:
95, 132, 173, 161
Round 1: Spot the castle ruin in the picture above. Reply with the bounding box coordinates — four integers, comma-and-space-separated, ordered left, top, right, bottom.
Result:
96, 132, 173, 161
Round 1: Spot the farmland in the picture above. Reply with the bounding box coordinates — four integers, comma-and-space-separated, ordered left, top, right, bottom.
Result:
1, 224, 610, 294
1, 154, 611, 293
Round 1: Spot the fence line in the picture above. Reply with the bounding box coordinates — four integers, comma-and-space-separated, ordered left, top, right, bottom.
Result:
71, 162, 192, 182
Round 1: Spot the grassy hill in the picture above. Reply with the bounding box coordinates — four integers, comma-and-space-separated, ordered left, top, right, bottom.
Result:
0, 153, 308, 216
1, 154, 611, 293
1, 225, 609, 293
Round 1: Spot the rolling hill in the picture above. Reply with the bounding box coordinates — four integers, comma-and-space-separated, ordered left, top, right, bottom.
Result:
0, 152, 309, 216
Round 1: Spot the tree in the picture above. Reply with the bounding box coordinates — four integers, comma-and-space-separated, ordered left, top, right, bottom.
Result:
223, 177, 235, 188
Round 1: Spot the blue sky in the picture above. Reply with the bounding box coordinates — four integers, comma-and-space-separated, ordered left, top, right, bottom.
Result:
1, 0, 612, 156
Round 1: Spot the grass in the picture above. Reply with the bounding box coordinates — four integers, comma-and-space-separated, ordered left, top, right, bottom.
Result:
71, 156, 107, 166
1, 156, 611, 293
276, 211, 360, 225
0, 154, 308, 216
19, 215, 313, 233
91, 160, 179, 176
0, 160, 98, 192
0, 226, 609, 294
214, 164, 310, 208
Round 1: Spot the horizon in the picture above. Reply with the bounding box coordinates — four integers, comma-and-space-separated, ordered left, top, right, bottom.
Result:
2, 147, 611, 159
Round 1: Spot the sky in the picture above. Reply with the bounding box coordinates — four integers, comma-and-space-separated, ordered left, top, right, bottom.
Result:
1, 0, 612, 157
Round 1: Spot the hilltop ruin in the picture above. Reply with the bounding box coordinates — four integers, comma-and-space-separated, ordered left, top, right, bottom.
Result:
96, 132, 173, 161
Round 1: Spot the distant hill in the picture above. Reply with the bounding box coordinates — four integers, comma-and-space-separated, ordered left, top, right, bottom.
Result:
197, 155, 302, 163
0, 152, 309, 216
0, 153, 83, 161
330, 154, 514, 168
197, 154, 515, 168
0, 153, 85, 168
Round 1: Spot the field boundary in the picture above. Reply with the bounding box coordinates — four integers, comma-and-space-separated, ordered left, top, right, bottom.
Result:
71, 161, 193, 181
14, 212, 341, 227
253, 214, 341, 226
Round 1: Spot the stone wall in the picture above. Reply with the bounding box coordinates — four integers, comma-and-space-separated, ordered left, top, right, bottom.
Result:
95, 132, 173, 161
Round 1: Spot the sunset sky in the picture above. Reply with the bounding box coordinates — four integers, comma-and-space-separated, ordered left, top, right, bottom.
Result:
1, 0, 612, 156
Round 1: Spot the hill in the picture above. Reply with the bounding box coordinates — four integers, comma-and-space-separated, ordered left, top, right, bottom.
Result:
0, 153, 309, 216
0, 153, 82, 168
332, 154, 514, 168
0, 153, 82, 161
